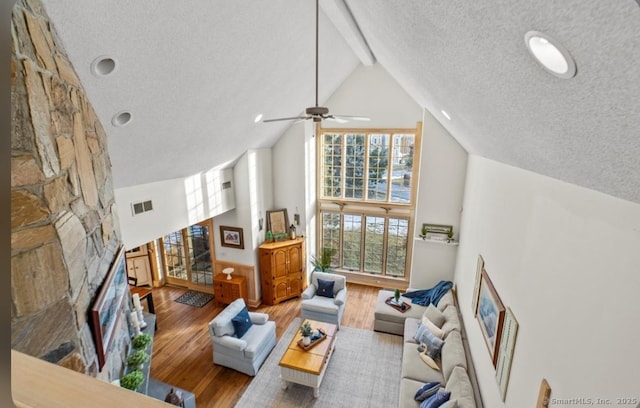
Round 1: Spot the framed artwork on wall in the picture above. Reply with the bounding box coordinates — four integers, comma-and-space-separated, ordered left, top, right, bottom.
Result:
266, 208, 289, 236
90, 246, 128, 370
220, 226, 244, 249
476, 268, 505, 367
496, 307, 519, 400
472, 254, 484, 314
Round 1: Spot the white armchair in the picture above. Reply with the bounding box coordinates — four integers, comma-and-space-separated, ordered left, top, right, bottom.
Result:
301, 272, 347, 328
208, 298, 276, 376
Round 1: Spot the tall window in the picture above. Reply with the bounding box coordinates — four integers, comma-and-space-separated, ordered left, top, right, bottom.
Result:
317, 124, 421, 281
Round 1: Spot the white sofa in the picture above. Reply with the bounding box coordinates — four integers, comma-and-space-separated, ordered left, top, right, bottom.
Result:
374, 289, 482, 408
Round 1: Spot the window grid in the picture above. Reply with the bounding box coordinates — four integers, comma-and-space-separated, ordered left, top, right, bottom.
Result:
317, 125, 419, 280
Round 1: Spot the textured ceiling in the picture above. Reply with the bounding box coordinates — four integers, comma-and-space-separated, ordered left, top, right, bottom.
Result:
39, 0, 640, 204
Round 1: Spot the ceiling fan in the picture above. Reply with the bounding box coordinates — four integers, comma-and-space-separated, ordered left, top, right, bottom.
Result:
263, 0, 370, 124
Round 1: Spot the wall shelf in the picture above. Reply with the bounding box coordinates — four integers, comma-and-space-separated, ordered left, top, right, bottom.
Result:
414, 236, 459, 246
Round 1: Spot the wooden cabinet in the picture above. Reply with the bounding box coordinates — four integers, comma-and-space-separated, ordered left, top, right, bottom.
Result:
126, 247, 152, 287
213, 273, 247, 306
259, 238, 305, 305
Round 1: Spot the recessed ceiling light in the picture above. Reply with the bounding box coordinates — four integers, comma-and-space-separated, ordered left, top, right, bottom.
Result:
112, 111, 132, 127
441, 110, 451, 120
91, 56, 117, 76
524, 31, 576, 79
254, 113, 263, 123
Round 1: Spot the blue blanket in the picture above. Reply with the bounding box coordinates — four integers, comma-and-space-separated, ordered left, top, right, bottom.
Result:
402, 280, 453, 306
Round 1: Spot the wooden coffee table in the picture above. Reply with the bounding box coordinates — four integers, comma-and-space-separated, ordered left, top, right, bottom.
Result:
279, 319, 338, 398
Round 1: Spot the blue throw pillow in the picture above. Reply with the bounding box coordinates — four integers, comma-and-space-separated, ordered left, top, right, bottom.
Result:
413, 323, 431, 343
420, 326, 445, 360
316, 278, 335, 298
231, 306, 253, 338
419, 390, 451, 408
414, 381, 441, 401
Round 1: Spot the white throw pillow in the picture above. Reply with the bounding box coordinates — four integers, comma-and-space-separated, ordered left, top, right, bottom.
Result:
422, 315, 445, 339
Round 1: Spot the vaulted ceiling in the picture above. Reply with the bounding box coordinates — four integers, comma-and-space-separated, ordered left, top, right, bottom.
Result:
40, 0, 640, 204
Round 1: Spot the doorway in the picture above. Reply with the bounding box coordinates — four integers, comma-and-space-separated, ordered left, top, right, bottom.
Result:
160, 219, 215, 294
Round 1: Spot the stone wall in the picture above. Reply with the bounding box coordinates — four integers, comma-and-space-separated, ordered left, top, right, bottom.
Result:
11, 0, 131, 381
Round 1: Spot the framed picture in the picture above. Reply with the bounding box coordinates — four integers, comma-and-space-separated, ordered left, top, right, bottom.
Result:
266, 208, 289, 235
220, 226, 244, 249
496, 307, 519, 400
476, 268, 505, 367
90, 246, 128, 370
471, 254, 484, 314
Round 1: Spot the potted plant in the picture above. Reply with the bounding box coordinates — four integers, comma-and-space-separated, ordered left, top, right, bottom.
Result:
299, 321, 313, 346
447, 230, 454, 243
420, 225, 428, 239
120, 370, 144, 391
393, 288, 402, 305
126, 349, 150, 369
311, 247, 336, 272
131, 333, 152, 350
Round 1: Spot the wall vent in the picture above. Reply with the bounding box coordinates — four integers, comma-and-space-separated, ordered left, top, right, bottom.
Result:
222, 181, 232, 190
131, 200, 153, 215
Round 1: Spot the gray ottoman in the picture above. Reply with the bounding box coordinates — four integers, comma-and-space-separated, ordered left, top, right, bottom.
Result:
373, 289, 427, 335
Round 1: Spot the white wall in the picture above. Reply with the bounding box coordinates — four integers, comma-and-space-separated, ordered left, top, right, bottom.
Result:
115, 165, 236, 249
213, 149, 273, 270
454, 155, 640, 407
411, 108, 468, 289
272, 121, 307, 237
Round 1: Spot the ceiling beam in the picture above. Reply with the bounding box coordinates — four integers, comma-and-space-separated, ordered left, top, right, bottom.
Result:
321, 0, 375, 66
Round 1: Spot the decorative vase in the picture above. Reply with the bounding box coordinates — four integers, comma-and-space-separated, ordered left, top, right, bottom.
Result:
302, 336, 311, 346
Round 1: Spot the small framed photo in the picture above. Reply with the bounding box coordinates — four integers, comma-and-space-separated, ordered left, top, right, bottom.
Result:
220, 226, 244, 249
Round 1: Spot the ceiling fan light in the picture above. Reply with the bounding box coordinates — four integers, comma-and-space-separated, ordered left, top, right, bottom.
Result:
524, 30, 576, 79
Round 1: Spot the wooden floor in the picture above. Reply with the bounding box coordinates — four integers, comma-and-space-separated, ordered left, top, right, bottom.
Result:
148, 283, 380, 408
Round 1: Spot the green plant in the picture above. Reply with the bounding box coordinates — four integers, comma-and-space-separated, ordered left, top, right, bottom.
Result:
299, 321, 312, 337
126, 349, 149, 368
131, 333, 152, 349
120, 370, 144, 391
447, 230, 454, 240
421, 225, 428, 236
311, 247, 336, 272
274, 232, 288, 241
394, 288, 401, 302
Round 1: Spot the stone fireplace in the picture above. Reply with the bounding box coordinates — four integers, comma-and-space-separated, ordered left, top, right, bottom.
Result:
11, 0, 131, 381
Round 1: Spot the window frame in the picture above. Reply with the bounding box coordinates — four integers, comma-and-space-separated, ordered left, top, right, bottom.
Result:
316, 122, 422, 286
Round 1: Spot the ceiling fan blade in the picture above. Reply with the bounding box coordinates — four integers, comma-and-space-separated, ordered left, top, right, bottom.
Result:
332, 114, 372, 121
263, 116, 309, 123
325, 116, 348, 124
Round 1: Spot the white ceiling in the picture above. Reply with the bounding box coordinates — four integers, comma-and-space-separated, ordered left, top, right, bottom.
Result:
40, 0, 640, 204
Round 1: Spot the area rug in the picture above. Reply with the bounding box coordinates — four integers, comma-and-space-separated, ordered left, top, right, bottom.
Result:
235, 318, 403, 408
174, 290, 214, 307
